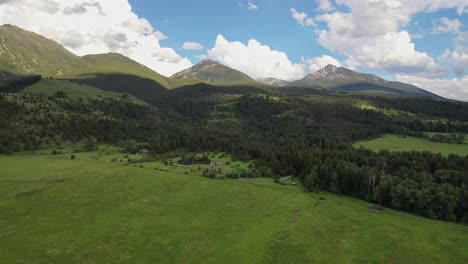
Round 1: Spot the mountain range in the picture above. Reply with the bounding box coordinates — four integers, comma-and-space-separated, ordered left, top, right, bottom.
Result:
0, 24, 440, 100
289, 64, 438, 98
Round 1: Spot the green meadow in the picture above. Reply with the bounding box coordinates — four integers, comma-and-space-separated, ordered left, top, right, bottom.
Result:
1, 148, 468, 263
22, 78, 146, 104
354, 134, 468, 157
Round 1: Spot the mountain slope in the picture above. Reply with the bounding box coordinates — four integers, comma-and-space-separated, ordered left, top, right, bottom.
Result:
0, 24, 197, 89
21, 78, 146, 104
171, 59, 257, 85
290, 64, 439, 98
0, 24, 80, 76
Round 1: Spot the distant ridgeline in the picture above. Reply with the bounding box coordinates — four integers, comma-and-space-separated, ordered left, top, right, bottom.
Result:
1, 25, 468, 223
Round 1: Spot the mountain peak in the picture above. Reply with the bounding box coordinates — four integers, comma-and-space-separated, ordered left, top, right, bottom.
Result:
171, 59, 256, 85
194, 59, 219, 70
199, 58, 217, 64
304, 64, 341, 80
323, 64, 339, 73
256, 77, 289, 86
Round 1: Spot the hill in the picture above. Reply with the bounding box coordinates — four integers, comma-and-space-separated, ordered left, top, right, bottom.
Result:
171, 59, 257, 85
0, 25, 81, 77
0, 24, 196, 89
22, 78, 146, 104
0, 25, 445, 100
290, 64, 440, 98
1, 151, 467, 263
2, 76, 468, 223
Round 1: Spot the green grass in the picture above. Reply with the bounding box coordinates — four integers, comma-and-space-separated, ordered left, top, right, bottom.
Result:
22, 79, 146, 104
138, 152, 254, 177
1, 151, 467, 263
354, 134, 468, 157
76, 53, 200, 89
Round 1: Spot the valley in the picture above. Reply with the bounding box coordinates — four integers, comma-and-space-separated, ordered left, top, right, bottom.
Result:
1, 149, 467, 263
0, 23, 468, 264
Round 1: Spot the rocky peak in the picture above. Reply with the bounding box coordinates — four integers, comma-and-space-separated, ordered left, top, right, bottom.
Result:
256, 77, 289, 86
304, 64, 340, 80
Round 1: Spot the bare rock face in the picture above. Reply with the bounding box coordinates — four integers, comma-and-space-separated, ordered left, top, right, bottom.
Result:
304, 64, 339, 80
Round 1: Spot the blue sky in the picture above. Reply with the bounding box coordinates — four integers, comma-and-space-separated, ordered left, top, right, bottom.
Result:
129, 0, 333, 63
128, 0, 467, 81
0, 0, 467, 100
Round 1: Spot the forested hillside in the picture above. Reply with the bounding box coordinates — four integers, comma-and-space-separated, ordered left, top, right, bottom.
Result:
1, 83, 468, 223
1, 24, 467, 225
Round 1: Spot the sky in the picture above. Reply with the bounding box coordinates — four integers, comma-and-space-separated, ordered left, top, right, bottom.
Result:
0, 0, 467, 100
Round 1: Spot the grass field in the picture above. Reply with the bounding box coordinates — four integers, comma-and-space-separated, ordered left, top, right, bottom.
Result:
1, 150, 468, 263
354, 134, 468, 157
22, 79, 146, 104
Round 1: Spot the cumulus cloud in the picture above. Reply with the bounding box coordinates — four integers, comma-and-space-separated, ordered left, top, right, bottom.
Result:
302, 55, 341, 72
182, 42, 204, 51
441, 49, 468, 77
317, 0, 335, 12
432, 17, 463, 34
315, 0, 449, 78
290, 8, 316, 27
419, 1, 468, 15
0, 0, 192, 76
207, 35, 305, 81
438, 19, 468, 77
63, 2, 104, 15
248, 1, 258, 10
397, 74, 468, 101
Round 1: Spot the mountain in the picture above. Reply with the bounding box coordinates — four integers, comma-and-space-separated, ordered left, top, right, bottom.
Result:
0, 25, 441, 100
256, 77, 290, 86
290, 64, 440, 98
0, 24, 80, 76
171, 59, 257, 85
0, 24, 196, 89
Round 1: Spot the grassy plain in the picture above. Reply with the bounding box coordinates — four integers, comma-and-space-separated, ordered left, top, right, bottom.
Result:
1, 148, 468, 263
354, 134, 468, 157
22, 79, 146, 104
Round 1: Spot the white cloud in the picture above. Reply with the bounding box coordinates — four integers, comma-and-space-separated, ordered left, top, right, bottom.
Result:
152, 31, 167, 41
182, 42, 204, 51
418, 1, 468, 15
248, 1, 258, 10
302, 55, 341, 72
207, 35, 305, 81
397, 74, 468, 101
0, 0, 192, 76
194, 54, 208, 60
432, 17, 463, 34
315, 0, 449, 78
440, 49, 468, 77
438, 19, 467, 77
290, 8, 316, 27
317, 0, 335, 12
410, 33, 424, 39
